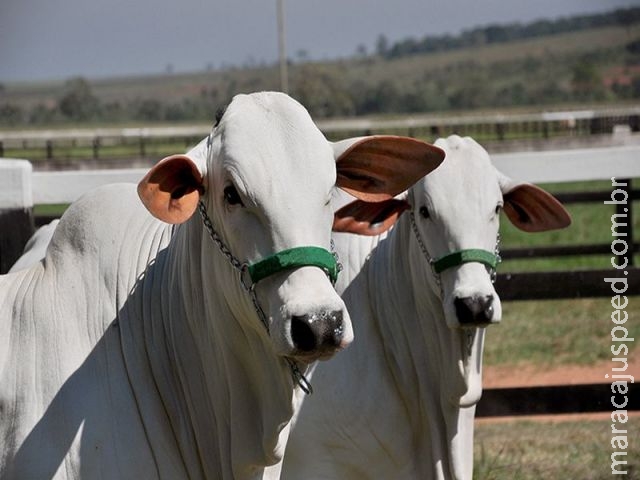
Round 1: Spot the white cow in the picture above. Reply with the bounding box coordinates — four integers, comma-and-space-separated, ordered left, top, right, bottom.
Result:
283, 135, 571, 479
0, 92, 444, 479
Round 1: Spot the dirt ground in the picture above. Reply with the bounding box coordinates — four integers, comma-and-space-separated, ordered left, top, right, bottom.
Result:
483, 355, 640, 388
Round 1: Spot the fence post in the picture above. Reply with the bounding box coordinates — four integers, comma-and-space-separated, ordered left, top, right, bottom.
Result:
0, 159, 35, 274
92, 137, 100, 159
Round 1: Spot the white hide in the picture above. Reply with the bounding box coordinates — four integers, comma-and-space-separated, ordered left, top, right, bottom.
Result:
283, 135, 571, 480
0, 92, 444, 480
8, 220, 59, 273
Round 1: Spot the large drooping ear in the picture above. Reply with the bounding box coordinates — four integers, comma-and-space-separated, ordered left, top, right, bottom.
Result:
333, 198, 410, 236
333, 136, 444, 202
498, 172, 571, 232
137, 154, 204, 224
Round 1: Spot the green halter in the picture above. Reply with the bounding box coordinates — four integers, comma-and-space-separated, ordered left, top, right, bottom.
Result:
247, 246, 339, 286
432, 249, 500, 274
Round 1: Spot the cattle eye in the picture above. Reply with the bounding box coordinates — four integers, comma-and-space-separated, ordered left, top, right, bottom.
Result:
419, 206, 430, 219
223, 185, 244, 206
495, 204, 503, 215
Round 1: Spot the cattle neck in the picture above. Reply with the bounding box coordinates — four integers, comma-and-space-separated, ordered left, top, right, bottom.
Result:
197, 200, 341, 395
365, 215, 480, 479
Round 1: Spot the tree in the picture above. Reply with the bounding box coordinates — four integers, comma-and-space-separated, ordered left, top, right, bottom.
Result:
571, 59, 604, 100
58, 77, 101, 121
375, 34, 389, 58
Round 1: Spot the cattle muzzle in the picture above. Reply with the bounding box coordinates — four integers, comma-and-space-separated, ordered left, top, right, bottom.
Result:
291, 310, 345, 358
454, 294, 497, 327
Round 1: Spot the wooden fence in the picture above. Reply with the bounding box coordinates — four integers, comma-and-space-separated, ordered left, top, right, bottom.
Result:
1, 144, 639, 417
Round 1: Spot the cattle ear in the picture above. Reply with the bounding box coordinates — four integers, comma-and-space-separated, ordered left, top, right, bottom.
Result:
499, 173, 571, 232
333, 198, 410, 236
333, 136, 444, 202
137, 154, 204, 224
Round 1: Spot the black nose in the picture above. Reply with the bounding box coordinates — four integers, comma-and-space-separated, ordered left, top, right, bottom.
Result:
291, 310, 344, 354
454, 295, 495, 327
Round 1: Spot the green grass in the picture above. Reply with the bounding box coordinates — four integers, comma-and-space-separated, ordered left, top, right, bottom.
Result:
33, 204, 69, 217
474, 419, 639, 479
484, 297, 640, 366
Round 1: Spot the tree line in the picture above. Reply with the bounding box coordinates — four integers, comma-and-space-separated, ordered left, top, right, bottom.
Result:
375, 7, 640, 59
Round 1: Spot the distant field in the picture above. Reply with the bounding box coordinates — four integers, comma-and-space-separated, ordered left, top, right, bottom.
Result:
340, 24, 640, 87
3, 23, 638, 111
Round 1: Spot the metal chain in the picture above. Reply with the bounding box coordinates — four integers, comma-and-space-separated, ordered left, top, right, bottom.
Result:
330, 238, 343, 279
491, 234, 502, 284
409, 212, 439, 285
197, 200, 244, 272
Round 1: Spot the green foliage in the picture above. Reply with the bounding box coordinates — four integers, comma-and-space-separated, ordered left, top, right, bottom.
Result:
58, 77, 101, 121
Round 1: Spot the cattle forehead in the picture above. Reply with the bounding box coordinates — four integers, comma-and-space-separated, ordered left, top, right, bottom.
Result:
213, 93, 335, 195
421, 139, 498, 202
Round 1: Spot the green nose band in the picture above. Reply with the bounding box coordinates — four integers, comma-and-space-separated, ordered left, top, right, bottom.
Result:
432, 249, 500, 274
247, 246, 339, 286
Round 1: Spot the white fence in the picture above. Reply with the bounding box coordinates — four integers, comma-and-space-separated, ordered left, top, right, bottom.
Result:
5, 144, 637, 206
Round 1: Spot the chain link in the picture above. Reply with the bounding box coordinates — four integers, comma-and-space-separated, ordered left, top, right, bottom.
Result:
409, 212, 440, 285
197, 200, 244, 272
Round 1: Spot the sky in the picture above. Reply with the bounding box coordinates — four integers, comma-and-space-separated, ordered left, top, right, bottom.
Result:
0, 0, 638, 83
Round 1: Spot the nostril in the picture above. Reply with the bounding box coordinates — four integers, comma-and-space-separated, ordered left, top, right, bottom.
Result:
455, 297, 474, 325
291, 315, 317, 352
455, 295, 494, 326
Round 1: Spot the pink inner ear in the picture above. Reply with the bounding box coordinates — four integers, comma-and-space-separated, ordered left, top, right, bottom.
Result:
333, 199, 410, 236
504, 184, 572, 232
138, 155, 203, 224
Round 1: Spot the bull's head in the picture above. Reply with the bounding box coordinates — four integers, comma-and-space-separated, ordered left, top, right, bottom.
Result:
137, 92, 443, 367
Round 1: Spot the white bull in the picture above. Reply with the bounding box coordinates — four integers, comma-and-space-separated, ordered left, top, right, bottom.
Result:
283, 135, 571, 479
0, 92, 444, 479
